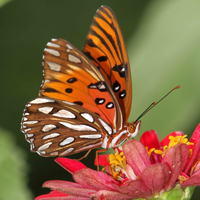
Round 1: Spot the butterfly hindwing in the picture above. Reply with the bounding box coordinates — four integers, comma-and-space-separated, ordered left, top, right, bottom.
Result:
21, 97, 113, 157
83, 5, 132, 124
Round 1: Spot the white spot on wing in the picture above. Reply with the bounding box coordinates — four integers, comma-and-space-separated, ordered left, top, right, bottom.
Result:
68, 54, 81, 63
66, 44, 73, 49
27, 133, 34, 137
81, 113, 94, 122
53, 109, 76, 119
44, 48, 60, 56
60, 148, 74, 156
51, 38, 57, 42
30, 98, 55, 104
63, 101, 75, 106
98, 118, 112, 135
60, 122, 97, 131
23, 121, 38, 125
50, 152, 59, 156
30, 143, 35, 150
29, 138, 34, 143
24, 128, 31, 133
42, 133, 60, 140
46, 61, 61, 72
38, 142, 52, 151
23, 117, 28, 121
47, 42, 60, 48
38, 106, 53, 114
59, 137, 75, 146
79, 134, 102, 139
42, 124, 56, 132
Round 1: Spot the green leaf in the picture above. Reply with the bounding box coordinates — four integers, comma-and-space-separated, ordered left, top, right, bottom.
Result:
127, 0, 200, 138
0, 128, 33, 200
0, 0, 12, 7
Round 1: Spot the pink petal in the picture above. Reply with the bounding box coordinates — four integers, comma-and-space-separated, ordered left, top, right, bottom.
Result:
55, 157, 87, 174
141, 163, 170, 194
35, 191, 68, 199
181, 170, 200, 187
94, 154, 109, 167
117, 179, 152, 199
43, 180, 83, 189
140, 130, 160, 149
123, 140, 151, 177
43, 180, 96, 198
160, 131, 184, 147
184, 124, 200, 174
163, 143, 189, 190
73, 168, 120, 191
92, 190, 137, 200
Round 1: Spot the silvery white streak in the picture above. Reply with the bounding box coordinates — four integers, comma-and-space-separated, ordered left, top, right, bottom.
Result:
42, 133, 60, 140
42, 124, 56, 132
46, 61, 61, 72
30, 98, 55, 104
98, 118, 112, 135
47, 42, 60, 48
59, 137, 75, 146
60, 148, 74, 156
44, 48, 60, 56
68, 54, 81, 63
81, 113, 94, 122
53, 109, 76, 118
38, 142, 52, 151
38, 106, 53, 114
60, 122, 97, 131
79, 134, 102, 139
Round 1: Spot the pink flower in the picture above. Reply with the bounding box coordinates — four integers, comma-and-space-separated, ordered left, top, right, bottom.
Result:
35, 124, 200, 200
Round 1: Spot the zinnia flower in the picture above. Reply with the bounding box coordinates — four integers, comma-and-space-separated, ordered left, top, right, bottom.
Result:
35, 124, 200, 200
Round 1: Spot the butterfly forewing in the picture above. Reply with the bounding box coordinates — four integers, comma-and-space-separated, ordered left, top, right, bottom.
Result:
40, 38, 122, 130
83, 5, 132, 124
21, 97, 111, 156
21, 5, 133, 158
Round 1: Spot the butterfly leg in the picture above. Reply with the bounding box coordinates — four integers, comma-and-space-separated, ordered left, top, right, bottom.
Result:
96, 148, 108, 171
76, 149, 92, 161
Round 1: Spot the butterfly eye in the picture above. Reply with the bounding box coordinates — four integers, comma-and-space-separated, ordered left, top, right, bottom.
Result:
128, 124, 136, 134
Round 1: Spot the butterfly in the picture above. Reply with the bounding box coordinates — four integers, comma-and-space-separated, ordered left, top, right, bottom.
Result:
21, 5, 141, 157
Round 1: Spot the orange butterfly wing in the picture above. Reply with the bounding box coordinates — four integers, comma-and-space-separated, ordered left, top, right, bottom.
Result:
39, 38, 122, 131
83, 5, 132, 124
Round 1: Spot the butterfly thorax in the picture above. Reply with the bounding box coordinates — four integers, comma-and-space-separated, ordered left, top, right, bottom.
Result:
102, 121, 141, 149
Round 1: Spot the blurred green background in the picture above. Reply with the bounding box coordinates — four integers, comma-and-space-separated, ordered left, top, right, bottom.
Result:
0, 0, 200, 199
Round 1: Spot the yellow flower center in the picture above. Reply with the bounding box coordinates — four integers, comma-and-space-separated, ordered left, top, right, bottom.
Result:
148, 135, 193, 157
107, 152, 127, 181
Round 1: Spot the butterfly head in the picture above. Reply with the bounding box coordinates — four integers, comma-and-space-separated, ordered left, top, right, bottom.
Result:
127, 121, 141, 138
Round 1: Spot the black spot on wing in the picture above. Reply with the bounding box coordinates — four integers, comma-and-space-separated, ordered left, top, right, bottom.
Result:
119, 90, 126, 99
106, 102, 114, 109
97, 56, 108, 62
113, 81, 121, 92
112, 63, 127, 78
74, 101, 83, 106
67, 78, 77, 83
88, 81, 107, 92
95, 98, 105, 105
65, 88, 73, 93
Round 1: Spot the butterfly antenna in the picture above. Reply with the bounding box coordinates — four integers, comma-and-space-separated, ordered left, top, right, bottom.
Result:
134, 85, 181, 123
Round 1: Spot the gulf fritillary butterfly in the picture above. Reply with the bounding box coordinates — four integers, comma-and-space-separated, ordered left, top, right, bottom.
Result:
21, 5, 141, 157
